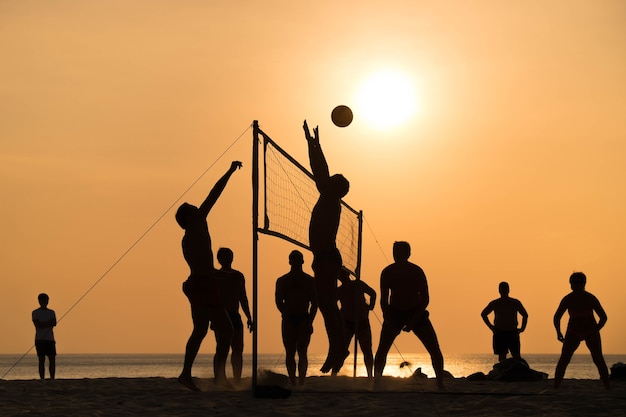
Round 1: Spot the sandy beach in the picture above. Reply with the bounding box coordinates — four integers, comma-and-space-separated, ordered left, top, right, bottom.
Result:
1, 374, 624, 417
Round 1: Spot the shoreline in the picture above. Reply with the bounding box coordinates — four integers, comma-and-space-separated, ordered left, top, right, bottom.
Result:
3, 353, 624, 381
1, 376, 623, 417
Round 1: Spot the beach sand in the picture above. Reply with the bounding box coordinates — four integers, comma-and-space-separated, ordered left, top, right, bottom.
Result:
1, 374, 624, 417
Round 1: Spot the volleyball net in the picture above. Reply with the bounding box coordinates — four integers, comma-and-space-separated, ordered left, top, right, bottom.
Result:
253, 122, 362, 276
251, 121, 363, 388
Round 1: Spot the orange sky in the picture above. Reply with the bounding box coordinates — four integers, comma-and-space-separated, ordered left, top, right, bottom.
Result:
1, 1, 625, 358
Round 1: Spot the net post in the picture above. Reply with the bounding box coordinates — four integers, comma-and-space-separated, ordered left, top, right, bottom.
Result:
352, 210, 364, 378
252, 120, 260, 394
356, 210, 363, 279
252, 124, 364, 383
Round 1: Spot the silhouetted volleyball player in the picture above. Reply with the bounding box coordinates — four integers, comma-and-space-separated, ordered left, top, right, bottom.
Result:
275, 250, 318, 385
374, 241, 445, 389
481, 281, 528, 362
554, 272, 609, 389
337, 269, 376, 377
303, 120, 349, 374
177, 161, 241, 391
215, 247, 253, 384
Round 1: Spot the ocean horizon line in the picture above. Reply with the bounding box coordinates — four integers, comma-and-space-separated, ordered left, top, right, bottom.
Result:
2, 352, 625, 381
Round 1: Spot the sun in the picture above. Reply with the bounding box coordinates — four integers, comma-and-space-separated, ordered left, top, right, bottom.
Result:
354, 70, 419, 130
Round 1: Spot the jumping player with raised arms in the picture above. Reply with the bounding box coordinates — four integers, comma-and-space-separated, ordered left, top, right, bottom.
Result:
303, 120, 350, 374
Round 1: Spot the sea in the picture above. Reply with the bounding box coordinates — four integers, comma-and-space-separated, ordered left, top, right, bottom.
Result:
2, 353, 625, 381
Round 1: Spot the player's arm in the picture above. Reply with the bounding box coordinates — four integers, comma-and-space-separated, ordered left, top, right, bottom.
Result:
518, 302, 528, 333
417, 274, 430, 312
593, 295, 608, 331
198, 161, 242, 217
480, 304, 495, 331
379, 271, 390, 318
364, 282, 377, 310
308, 279, 319, 322
275, 279, 285, 314
303, 120, 330, 191
404, 274, 430, 331
239, 276, 253, 332
553, 298, 568, 341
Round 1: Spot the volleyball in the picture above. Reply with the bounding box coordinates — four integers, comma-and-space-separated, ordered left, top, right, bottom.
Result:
331, 105, 353, 127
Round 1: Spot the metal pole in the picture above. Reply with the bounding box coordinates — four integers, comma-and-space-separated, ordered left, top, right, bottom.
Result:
252, 120, 260, 393
352, 210, 364, 378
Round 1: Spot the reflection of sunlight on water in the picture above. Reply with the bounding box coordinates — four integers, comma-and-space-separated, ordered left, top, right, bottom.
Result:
317, 353, 442, 378
381, 354, 436, 378
296, 353, 470, 378
260, 353, 626, 380
317, 353, 625, 380
315, 353, 501, 378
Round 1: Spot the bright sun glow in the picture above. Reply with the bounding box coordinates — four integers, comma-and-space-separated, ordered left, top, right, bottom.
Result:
355, 70, 419, 130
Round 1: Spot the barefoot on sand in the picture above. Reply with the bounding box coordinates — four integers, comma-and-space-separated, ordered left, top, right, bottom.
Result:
214, 377, 235, 391
177, 376, 201, 392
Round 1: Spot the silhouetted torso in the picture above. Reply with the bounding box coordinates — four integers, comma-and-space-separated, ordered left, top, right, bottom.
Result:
486, 297, 524, 331
276, 271, 316, 316
381, 261, 428, 311
310, 193, 341, 255
338, 280, 373, 322
181, 215, 213, 277
562, 290, 601, 338
215, 269, 245, 312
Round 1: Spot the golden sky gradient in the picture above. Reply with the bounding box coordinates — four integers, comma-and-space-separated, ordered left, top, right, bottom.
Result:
1, 1, 625, 358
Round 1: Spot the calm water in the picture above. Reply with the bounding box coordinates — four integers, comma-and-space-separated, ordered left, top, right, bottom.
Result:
1, 353, 624, 381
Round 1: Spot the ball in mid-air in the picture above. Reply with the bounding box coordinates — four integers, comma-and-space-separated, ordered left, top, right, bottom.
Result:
331, 105, 353, 127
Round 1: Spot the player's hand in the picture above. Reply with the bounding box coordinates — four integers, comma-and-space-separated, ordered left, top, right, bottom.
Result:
303, 120, 319, 143
247, 319, 254, 333
230, 161, 243, 171
402, 317, 417, 332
